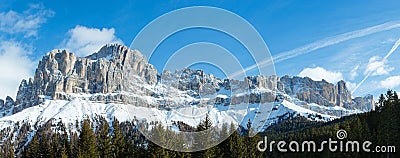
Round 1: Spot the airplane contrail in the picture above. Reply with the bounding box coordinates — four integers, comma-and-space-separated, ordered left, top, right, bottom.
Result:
351, 38, 400, 94
229, 21, 400, 79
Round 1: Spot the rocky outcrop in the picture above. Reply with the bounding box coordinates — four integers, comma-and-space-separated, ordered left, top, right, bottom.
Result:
14, 44, 158, 111
4, 96, 14, 110
279, 76, 348, 107
244, 75, 277, 90
161, 69, 223, 96
277, 75, 372, 110
0, 96, 16, 115
350, 95, 375, 111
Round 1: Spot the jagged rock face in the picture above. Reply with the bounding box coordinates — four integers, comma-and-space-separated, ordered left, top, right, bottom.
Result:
14, 79, 34, 111
278, 76, 352, 107
14, 44, 158, 110
161, 69, 222, 96
244, 75, 277, 90
8, 43, 374, 114
0, 96, 16, 114
4, 96, 14, 110
349, 95, 375, 111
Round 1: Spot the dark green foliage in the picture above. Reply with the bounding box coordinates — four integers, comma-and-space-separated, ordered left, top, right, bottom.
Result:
78, 119, 98, 158
98, 120, 112, 158
111, 118, 126, 157
26, 134, 40, 158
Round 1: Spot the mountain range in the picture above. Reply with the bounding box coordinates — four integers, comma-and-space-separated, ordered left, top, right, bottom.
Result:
0, 44, 375, 154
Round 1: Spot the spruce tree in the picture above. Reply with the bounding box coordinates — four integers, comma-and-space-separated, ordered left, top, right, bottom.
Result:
111, 118, 126, 157
98, 122, 112, 158
39, 133, 52, 158
197, 114, 220, 158
78, 119, 98, 158
27, 133, 40, 158
228, 123, 245, 158
244, 119, 261, 158
52, 133, 60, 158
217, 123, 229, 157
378, 94, 385, 111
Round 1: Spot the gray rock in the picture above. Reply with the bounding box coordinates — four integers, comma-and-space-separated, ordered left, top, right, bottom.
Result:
0, 99, 4, 109
5, 96, 14, 109
277, 75, 373, 111
14, 44, 159, 111
348, 95, 375, 111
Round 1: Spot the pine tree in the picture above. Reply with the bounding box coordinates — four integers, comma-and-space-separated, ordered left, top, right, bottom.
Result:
386, 89, 394, 102
228, 123, 245, 158
197, 113, 212, 132
39, 133, 52, 158
52, 133, 60, 158
148, 123, 173, 157
195, 113, 220, 158
69, 132, 78, 158
244, 119, 261, 158
78, 119, 98, 158
98, 122, 112, 158
378, 94, 385, 111
394, 91, 399, 103
111, 118, 126, 157
60, 131, 69, 158
61, 130, 71, 158
217, 123, 229, 157
27, 133, 40, 158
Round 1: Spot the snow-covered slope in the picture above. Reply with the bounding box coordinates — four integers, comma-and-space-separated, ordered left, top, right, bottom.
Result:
0, 92, 351, 139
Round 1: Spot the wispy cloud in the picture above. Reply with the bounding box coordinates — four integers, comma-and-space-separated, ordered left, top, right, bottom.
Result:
229, 21, 400, 78
351, 38, 400, 94
273, 21, 400, 63
364, 56, 394, 76
61, 25, 123, 57
0, 4, 54, 37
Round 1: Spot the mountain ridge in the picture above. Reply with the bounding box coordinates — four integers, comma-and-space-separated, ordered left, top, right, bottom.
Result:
0, 43, 374, 116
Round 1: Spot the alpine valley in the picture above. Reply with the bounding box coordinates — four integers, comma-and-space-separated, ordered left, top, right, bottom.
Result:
0, 44, 377, 156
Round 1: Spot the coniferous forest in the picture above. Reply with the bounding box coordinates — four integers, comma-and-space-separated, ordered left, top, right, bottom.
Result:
1, 90, 398, 158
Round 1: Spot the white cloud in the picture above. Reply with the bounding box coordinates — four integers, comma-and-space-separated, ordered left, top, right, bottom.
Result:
298, 66, 344, 83
379, 76, 400, 89
0, 4, 54, 37
349, 65, 359, 80
0, 41, 35, 99
364, 56, 394, 76
62, 25, 123, 57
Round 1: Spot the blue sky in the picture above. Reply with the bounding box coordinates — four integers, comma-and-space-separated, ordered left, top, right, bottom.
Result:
0, 0, 400, 100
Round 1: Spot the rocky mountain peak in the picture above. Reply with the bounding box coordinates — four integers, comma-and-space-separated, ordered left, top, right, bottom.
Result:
86, 43, 146, 61
11, 44, 158, 112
